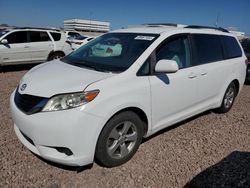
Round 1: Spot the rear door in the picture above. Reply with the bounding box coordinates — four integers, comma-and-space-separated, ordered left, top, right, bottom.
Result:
190, 34, 225, 105
149, 34, 199, 131
28, 31, 53, 62
0, 31, 31, 64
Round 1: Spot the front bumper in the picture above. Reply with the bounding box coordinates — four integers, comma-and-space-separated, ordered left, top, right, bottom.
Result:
10, 92, 104, 166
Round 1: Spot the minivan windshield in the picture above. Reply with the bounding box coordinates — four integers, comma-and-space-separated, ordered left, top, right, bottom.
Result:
61, 33, 159, 73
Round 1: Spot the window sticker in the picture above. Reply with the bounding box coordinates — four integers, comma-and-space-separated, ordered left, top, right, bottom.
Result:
134, 36, 155, 41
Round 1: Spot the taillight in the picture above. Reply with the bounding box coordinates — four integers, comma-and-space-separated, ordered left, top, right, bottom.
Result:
106, 47, 113, 53
245, 58, 249, 65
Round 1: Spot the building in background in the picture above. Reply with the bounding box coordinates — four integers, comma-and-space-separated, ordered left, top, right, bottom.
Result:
229, 30, 245, 41
64, 19, 110, 36
0, 24, 15, 30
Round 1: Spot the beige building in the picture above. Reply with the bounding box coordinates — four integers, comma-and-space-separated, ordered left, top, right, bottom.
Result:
64, 19, 110, 36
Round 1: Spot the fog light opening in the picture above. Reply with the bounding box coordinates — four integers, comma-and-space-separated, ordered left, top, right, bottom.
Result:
54, 147, 73, 156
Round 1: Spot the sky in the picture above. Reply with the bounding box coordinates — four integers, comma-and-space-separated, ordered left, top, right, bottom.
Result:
0, 0, 250, 35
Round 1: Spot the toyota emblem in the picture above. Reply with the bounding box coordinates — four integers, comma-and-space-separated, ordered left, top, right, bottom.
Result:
20, 84, 27, 91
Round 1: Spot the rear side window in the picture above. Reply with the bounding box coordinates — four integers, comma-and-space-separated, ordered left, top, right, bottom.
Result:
192, 34, 223, 65
68, 32, 82, 39
221, 36, 242, 59
5, 31, 28, 44
50, 32, 61, 41
29, 31, 51, 42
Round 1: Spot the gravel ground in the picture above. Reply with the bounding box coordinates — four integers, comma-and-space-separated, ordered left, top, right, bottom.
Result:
0, 65, 250, 188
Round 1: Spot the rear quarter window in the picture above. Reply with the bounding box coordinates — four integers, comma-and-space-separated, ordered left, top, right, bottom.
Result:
192, 34, 223, 65
50, 32, 61, 41
221, 36, 242, 59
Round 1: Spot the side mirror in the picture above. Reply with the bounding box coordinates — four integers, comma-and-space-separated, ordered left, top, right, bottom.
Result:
0, 39, 8, 45
155, 59, 179, 73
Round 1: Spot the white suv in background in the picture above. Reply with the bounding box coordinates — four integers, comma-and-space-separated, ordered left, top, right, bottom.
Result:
0, 28, 72, 66
10, 25, 247, 168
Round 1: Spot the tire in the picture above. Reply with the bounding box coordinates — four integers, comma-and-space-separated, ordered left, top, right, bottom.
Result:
217, 82, 237, 113
95, 111, 144, 167
48, 52, 64, 61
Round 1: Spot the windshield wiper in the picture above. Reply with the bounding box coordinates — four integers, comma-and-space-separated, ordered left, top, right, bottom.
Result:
71, 61, 110, 73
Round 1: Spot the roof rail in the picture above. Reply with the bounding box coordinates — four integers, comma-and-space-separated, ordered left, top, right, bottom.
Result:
185, 25, 229, 33
143, 23, 178, 27
14, 27, 62, 32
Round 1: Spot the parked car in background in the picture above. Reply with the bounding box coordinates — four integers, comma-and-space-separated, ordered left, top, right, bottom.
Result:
65, 31, 83, 39
0, 28, 72, 66
241, 38, 250, 81
11, 25, 246, 168
67, 35, 94, 50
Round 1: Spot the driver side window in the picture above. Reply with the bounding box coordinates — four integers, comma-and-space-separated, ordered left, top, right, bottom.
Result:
156, 35, 191, 69
5, 31, 28, 44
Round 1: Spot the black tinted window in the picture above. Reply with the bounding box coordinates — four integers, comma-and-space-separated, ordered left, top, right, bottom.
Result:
29, 31, 51, 42
68, 32, 82, 38
50, 32, 61, 41
156, 36, 191, 69
5, 31, 28, 44
192, 34, 223, 65
221, 36, 242, 59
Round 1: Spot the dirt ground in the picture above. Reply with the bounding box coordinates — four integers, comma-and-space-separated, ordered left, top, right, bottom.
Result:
0, 65, 250, 188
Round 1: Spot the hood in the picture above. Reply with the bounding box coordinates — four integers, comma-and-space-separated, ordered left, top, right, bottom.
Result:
18, 60, 114, 97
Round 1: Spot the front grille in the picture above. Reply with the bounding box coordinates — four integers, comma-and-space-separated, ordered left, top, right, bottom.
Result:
14, 89, 48, 115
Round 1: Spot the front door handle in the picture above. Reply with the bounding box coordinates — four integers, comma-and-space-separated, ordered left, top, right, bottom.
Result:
24, 45, 29, 48
188, 73, 197, 79
201, 70, 208, 76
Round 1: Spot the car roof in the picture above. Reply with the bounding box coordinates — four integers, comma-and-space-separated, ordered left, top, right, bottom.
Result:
10, 27, 62, 33
111, 25, 235, 37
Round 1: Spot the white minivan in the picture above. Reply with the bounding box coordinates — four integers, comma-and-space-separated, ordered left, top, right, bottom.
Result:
10, 25, 247, 167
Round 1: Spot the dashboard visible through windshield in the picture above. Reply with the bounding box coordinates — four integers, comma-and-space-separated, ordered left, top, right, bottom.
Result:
61, 33, 159, 73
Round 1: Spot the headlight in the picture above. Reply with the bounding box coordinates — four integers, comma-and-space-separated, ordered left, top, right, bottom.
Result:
42, 90, 99, 112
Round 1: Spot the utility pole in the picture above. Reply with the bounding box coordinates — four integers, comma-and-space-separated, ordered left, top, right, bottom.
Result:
215, 13, 220, 27
89, 11, 93, 34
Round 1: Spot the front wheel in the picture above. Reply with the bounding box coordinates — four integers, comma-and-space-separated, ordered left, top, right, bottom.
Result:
217, 82, 237, 113
95, 111, 143, 167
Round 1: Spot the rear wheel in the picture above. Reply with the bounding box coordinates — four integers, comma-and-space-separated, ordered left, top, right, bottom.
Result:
48, 52, 64, 61
217, 82, 237, 113
95, 111, 143, 167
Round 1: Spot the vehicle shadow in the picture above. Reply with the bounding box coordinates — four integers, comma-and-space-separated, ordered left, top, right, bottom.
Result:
184, 151, 250, 188
0, 63, 39, 73
142, 110, 211, 143
32, 153, 93, 173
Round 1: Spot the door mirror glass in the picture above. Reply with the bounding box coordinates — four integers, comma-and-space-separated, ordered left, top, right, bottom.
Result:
155, 59, 179, 73
0, 39, 8, 44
